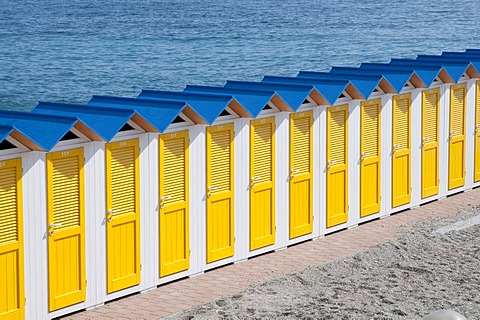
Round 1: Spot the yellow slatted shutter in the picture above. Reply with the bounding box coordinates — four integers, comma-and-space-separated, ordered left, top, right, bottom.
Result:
106, 139, 140, 293
327, 105, 349, 227
0, 158, 24, 320
289, 111, 313, 238
250, 117, 275, 250
206, 124, 234, 263
47, 148, 85, 312
360, 100, 381, 217
159, 130, 190, 277
392, 94, 411, 207
422, 88, 440, 198
449, 83, 466, 190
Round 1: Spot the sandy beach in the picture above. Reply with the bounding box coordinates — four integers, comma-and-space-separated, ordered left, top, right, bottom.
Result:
171, 207, 480, 319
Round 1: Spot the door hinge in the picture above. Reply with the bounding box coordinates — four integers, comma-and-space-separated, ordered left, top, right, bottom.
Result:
85, 280, 87, 287
24, 298, 26, 306
189, 250, 191, 257
234, 237, 236, 243
140, 264, 142, 271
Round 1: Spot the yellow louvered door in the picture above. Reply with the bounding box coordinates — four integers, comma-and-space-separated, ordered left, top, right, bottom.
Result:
0, 158, 24, 320
250, 117, 275, 251
422, 88, 440, 198
475, 81, 480, 182
106, 139, 140, 293
360, 100, 381, 217
449, 83, 467, 190
159, 131, 189, 277
206, 124, 234, 263
327, 106, 349, 227
46, 148, 86, 311
289, 111, 313, 238
392, 94, 411, 207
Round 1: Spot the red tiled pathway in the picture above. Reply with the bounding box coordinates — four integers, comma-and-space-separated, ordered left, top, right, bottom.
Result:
64, 189, 480, 320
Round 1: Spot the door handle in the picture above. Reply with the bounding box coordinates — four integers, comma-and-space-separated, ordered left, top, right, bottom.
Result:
450, 131, 457, 135
362, 152, 370, 157
422, 137, 431, 142
160, 196, 171, 202
251, 177, 261, 182
208, 186, 219, 191
107, 209, 121, 222
290, 169, 300, 173
49, 222, 62, 228
49, 222, 62, 236
327, 160, 337, 165
393, 144, 402, 149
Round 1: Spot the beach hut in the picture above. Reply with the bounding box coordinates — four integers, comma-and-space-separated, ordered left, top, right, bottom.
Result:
0, 124, 42, 320
0, 110, 103, 320
388, 58, 476, 199
85, 95, 215, 289
139, 89, 278, 268
181, 85, 300, 255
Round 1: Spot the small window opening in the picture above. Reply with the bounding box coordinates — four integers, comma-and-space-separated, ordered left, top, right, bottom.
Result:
0, 139, 16, 150
171, 115, 186, 124
60, 131, 80, 141
119, 123, 136, 131
373, 87, 379, 93
339, 93, 347, 98
263, 104, 273, 110
302, 99, 310, 104
219, 109, 231, 117
404, 83, 410, 87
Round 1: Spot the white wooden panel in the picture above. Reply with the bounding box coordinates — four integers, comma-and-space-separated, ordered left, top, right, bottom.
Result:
275, 112, 290, 250
465, 79, 476, 189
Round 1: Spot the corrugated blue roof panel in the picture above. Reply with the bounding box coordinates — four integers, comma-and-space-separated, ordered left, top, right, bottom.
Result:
416, 55, 480, 76
360, 62, 440, 87
88, 95, 187, 133
223, 80, 311, 111
262, 75, 351, 105
465, 49, 480, 54
329, 66, 415, 93
0, 124, 13, 143
0, 110, 79, 151
298, 71, 382, 100
441, 51, 480, 59
138, 90, 234, 124
183, 85, 281, 117
390, 58, 467, 83
33, 102, 136, 141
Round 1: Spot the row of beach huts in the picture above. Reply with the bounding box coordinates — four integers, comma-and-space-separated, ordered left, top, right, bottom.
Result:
2, 49, 480, 319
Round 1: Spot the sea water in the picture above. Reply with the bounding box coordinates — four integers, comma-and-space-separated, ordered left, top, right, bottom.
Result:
0, 0, 479, 111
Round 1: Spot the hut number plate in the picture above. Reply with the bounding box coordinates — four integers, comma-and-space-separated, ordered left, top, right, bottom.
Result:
0, 161, 5, 168
119, 141, 127, 147
61, 151, 70, 157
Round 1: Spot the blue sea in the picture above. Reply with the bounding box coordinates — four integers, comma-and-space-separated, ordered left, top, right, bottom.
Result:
1, 0, 479, 111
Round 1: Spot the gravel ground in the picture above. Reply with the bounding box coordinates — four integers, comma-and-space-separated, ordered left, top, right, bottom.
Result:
171, 207, 480, 319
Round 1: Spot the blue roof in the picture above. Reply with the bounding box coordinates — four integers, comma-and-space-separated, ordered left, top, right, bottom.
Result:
0, 110, 80, 151
465, 49, 480, 54
139, 90, 236, 124
0, 125, 13, 143
360, 62, 441, 87
88, 95, 190, 133
297, 71, 382, 100
261, 75, 351, 105
33, 102, 137, 141
329, 66, 417, 93
415, 55, 479, 79
389, 58, 467, 83
441, 51, 480, 59
183, 85, 287, 117
223, 80, 312, 112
